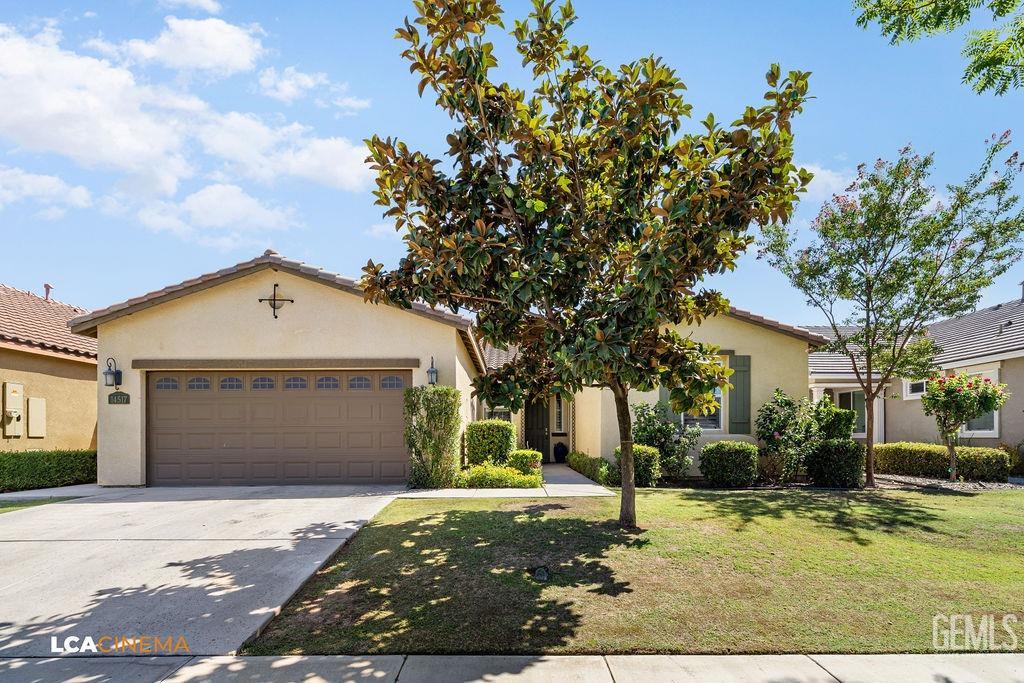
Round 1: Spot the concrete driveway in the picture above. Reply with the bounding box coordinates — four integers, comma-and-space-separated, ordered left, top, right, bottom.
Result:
0, 485, 401, 657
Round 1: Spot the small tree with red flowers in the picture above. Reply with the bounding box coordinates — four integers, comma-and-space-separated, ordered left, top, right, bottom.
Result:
921, 373, 1009, 480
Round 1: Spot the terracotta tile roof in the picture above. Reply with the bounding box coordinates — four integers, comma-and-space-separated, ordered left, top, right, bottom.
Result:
0, 284, 97, 360
727, 307, 829, 347
69, 250, 476, 336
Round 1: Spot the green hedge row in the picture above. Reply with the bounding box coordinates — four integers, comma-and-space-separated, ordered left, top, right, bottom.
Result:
699, 441, 759, 488
455, 463, 542, 488
874, 442, 1009, 482
465, 420, 516, 465
0, 450, 97, 492
508, 449, 542, 475
614, 444, 660, 487
567, 451, 616, 485
805, 439, 864, 488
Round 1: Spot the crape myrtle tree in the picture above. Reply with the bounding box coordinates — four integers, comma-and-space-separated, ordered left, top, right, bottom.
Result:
854, 0, 1024, 95
921, 372, 1009, 480
761, 136, 1024, 487
360, 0, 811, 526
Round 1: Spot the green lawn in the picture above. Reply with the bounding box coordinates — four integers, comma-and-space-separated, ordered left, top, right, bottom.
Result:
244, 488, 1024, 655
0, 498, 65, 514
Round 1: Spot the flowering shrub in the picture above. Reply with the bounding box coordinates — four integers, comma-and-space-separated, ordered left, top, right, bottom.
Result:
921, 373, 1009, 480
754, 389, 818, 484
632, 401, 700, 481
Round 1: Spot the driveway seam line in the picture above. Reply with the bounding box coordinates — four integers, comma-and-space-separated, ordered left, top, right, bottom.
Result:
157, 655, 194, 681
806, 654, 844, 682
394, 654, 409, 681
602, 654, 617, 682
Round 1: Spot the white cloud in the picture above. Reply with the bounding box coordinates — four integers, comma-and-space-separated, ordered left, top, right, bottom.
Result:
159, 0, 222, 14
801, 163, 854, 203
259, 65, 371, 114
259, 66, 328, 103
0, 23, 196, 195
34, 206, 67, 221
197, 112, 372, 190
138, 183, 293, 248
90, 16, 264, 77
365, 222, 399, 240
0, 165, 91, 210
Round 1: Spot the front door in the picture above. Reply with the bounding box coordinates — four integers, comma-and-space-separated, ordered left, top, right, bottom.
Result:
524, 397, 550, 461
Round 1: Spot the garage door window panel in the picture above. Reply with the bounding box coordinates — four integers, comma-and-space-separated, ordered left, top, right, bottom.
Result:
252, 376, 276, 390
348, 375, 371, 390
155, 377, 179, 391
187, 377, 211, 391
219, 377, 244, 391
316, 375, 341, 390
285, 376, 308, 390
381, 375, 405, 390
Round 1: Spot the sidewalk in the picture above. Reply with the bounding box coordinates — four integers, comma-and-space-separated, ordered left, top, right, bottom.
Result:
1, 653, 1021, 682
399, 462, 613, 499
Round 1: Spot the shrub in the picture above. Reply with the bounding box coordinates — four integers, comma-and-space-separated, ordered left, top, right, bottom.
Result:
566, 450, 617, 485
614, 444, 660, 487
0, 449, 97, 492
404, 385, 462, 488
815, 396, 857, 440
455, 463, 542, 488
508, 449, 542, 475
874, 442, 1010, 482
805, 439, 864, 488
465, 419, 516, 465
699, 440, 759, 488
754, 389, 818, 484
632, 401, 699, 480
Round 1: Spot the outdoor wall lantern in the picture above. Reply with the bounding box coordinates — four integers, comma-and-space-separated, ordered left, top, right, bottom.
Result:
103, 358, 122, 389
427, 357, 438, 385
258, 283, 294, 319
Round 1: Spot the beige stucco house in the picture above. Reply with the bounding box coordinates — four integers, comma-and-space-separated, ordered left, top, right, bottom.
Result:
71, 249, 828, 486
485, 311, 827, 473
1, 285, 97, 451
807, 296, 1024, 451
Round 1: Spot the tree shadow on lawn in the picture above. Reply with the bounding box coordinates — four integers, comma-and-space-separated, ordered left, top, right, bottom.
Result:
247, 501, 648, 655
684, 488, 945, 546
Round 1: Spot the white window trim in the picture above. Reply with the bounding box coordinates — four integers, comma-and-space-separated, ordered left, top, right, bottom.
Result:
836, 388, 868, 439
960, 369, 1000, 438
902, 379, 927, 401
553, 395, 564, 432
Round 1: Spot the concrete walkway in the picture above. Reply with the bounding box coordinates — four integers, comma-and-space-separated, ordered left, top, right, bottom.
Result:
1, 653, 1021, 682
398, 462, 613, 499
0, 482, 105, 500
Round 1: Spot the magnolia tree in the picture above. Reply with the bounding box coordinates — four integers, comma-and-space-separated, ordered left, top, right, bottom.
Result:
921, 373, 1009, 480
761, 137, 1024, 486
360, 0, 811, 525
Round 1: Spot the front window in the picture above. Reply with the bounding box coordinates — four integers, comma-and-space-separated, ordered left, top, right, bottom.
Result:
837, 390, 867, 435
961, 370, 1000, 437
903, 379, 926, 400
487, 406, 512, 422
684, 387, 722, 430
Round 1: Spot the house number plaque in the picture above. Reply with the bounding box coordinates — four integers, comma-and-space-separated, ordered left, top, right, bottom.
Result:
108, 391, 131, 405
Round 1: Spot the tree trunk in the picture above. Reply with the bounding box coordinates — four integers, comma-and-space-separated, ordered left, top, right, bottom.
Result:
611, 384, 636, 528
864, 395, 876, 487
947, 434, 958, 481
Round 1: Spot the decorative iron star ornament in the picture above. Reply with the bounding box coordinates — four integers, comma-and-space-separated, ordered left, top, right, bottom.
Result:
258, 283, 294, 319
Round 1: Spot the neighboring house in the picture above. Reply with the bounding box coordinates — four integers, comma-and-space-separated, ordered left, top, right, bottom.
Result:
70, 249, 829, 487
485, 312, 828, 473
68, 250, 485, 487
808, 296, 1024, 449
806, 325, 886, 442
1, 284, 97, 451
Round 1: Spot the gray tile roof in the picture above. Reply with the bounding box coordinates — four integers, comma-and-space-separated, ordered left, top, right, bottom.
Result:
929, 298, 1024, 366
807, 299, 1024, 377
482, 343, 519, 371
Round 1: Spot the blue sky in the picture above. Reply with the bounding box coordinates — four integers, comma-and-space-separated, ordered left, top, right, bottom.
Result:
1, 1, 1021, 326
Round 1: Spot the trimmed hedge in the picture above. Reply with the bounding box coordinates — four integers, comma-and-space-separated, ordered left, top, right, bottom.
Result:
465, 420, 516, 465
0, 449, 97, 493
806, 439, 864, 488
508, 449, 542, 475
455, 463, 542, 488
567, 451, 616, 485
699, 440, 759, 488
874, 442, 1010, 482
614, 444, 660, 487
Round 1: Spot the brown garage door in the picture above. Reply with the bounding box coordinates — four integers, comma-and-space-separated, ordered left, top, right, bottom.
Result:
146, 370, 411, 485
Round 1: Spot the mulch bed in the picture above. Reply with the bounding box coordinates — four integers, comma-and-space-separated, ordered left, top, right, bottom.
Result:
875, 473, 1024, 492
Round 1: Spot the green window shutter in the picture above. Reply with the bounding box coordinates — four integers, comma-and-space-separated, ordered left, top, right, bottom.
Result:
728, 355, 751, 434
659, 385, 682, 425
